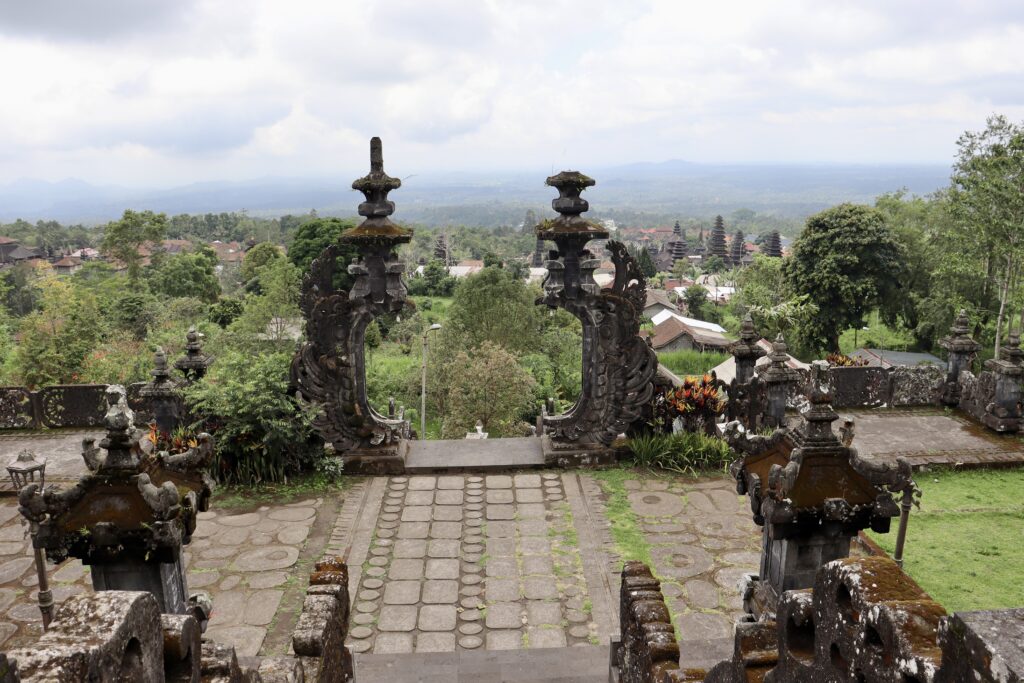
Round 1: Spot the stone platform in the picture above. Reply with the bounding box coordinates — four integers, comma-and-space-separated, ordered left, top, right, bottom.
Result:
404, 438, 545, 473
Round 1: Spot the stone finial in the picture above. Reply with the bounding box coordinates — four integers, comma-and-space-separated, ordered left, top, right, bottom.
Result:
98, 385, 139, 472
538, 170, 608, 239
1002, 329, 1023, 365
349, 137, 406, 234
952, 309, 971, 336
175, 326, 212, 383
152, 347, 170, 382
801, 360, 839, 442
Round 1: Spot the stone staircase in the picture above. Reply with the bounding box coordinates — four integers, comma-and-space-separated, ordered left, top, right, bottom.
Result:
353, 645, 613, 683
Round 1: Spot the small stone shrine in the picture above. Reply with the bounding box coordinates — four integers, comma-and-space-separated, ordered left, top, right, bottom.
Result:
174, 326, 213, 384
726, 360, 910, 618
938, 309, 980, 405
535, 170, 657, 465
17, 385, 213, 619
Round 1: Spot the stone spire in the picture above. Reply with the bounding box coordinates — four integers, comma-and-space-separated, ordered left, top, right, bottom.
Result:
672, 220, 682, 237
346, 137, 411, 241
174, 326, 212, 383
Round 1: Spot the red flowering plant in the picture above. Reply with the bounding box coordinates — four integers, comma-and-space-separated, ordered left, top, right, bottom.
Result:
147, 423, 200, 454
664, 374, 726, 435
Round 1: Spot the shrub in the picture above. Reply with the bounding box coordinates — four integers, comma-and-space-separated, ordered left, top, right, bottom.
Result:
625, 431, 735, 476
183, 350, 326, 484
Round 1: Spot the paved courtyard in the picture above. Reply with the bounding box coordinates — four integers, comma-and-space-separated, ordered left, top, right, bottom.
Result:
0, 467, 762, 665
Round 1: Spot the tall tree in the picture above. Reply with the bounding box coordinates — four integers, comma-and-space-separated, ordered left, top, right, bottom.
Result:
949, 115, 1024, 357
443, 266, 541, 355
442, 341, 536, 438
101, 210, 167, 282
783, 203, 904, 353
288, 217, 358, 291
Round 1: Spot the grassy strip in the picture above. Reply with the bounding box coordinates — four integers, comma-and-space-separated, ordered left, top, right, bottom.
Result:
656, 349, 729, 377
867, 467, 1024, 612
212, 472, 357, 510
589, 468, 652, 568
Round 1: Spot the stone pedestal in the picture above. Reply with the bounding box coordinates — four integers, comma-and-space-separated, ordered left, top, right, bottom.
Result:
540, 435, 617, 468
91, 556, 188, 614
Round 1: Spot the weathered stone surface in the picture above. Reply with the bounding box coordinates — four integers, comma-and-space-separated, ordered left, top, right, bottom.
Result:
383, 581, 420, 605
5, 591, 164, 683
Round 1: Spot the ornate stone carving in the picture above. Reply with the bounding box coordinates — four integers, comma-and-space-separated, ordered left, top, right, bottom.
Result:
291, 138, 412, 461
17, 386, 213, 617
536, 171, 657, 454
726, 361, 910, 618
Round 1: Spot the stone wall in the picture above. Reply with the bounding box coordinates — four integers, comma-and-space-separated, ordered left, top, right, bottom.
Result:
829, 365, 944, 409
0, 382, 154, 430
0, 555, 353, 683
615, 556, 1024, 683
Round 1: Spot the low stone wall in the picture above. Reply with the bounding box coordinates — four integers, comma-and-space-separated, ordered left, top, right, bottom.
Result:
1, 555, 353, 683
615, 556, 1024, 683
829, 365, 944, 409
0, 383, 154, 430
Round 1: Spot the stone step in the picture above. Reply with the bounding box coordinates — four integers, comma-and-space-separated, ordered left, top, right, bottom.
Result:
354, 645, 612, 683
404, 437, 546, 473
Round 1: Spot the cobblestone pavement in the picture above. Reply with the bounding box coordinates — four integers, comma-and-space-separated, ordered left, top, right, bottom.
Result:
344, 474, 596, 654
0, 491, 349, 656
579, 474, 760, 668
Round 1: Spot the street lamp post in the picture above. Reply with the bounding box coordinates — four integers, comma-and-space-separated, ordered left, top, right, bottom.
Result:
6, 450, 53, 629
420, 323, 442, 438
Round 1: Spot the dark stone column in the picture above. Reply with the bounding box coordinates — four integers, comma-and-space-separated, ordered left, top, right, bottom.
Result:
981, 330, 1024, 432
939, 309, 980, 405
755, 334, 800, 428
730, 313, 766, 385
140, 348, 182, 437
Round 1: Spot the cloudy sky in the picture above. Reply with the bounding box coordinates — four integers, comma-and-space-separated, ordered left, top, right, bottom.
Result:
1, 0, 1023, 186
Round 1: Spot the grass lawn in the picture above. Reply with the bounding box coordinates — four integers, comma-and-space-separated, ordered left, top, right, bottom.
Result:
838, 311, 917, 355
867, 467, 1024, 612
657, 348, 729, 377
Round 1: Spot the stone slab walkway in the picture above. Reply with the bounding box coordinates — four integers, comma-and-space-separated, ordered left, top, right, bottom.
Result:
0, 490, 349, 655
0, 430, 101, 492
343, 473, 595, 655
579, 474, 760, 670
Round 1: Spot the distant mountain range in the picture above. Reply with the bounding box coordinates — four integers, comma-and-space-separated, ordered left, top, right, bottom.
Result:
0, 161, 951, 227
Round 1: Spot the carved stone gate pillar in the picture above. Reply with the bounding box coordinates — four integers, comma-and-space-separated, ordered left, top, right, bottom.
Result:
535, 171, 657, 466
291, 138, 412, 472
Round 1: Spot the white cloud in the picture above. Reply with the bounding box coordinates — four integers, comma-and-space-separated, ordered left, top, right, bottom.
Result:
1, 0, 1023, 185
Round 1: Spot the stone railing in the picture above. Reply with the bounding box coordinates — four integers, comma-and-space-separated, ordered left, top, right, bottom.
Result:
615, 556, 1024, 683
0, 383, 154, 430
1, 555, 353, 682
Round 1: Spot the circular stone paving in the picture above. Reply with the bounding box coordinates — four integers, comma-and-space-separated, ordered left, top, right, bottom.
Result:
626, 491, 685, 517
267, 507, 316, 522
652, 545, 714, 580
231, 546, 299, 572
